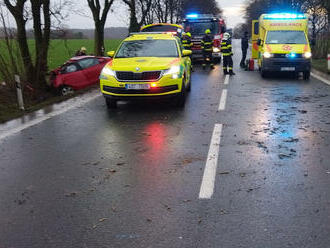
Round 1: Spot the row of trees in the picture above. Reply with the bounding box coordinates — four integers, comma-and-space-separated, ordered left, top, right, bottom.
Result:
1, 0, 221, 89
244, 0, 330, 57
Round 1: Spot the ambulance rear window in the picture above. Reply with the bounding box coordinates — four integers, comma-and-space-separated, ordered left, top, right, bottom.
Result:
266, 30, 307, 44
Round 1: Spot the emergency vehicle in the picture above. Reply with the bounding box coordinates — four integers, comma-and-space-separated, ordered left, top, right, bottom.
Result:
183, 14, 226, 62
252, 13, 312, 79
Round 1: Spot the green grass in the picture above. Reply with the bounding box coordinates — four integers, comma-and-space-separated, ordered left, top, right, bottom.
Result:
312, 58, 329, 74
37, 39, 122, 70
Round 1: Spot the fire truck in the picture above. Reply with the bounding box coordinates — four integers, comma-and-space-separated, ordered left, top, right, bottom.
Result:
183, 14, 226, 62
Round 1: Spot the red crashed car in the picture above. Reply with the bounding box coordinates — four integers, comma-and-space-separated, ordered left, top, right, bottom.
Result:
50, 56, 111, 95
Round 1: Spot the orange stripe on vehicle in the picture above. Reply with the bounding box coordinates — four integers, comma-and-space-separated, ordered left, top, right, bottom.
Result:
304, 45, 308, 52
169, 58, 180, 66
266, 45, 272, 52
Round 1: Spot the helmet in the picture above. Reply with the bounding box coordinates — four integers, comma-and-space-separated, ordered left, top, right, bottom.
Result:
186, 32, 191, 37
205, 29, 211, 34
81, 47, 87, 51
223, 32, 230, 40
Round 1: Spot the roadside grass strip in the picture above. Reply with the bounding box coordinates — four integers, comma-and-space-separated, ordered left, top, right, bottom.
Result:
0, 91, 101, 141
199, 123, 223, 199
218, 89, 228, 111
311, 72, 330, 86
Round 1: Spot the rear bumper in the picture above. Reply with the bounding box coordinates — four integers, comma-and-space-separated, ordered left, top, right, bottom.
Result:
262, 58, 311, 72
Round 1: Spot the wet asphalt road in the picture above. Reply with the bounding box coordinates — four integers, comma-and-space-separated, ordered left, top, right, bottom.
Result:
1, 40, 330, 248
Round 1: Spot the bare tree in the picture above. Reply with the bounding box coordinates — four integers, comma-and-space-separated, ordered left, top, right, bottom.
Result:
122, 0, 153, 32
4, 0, 34, 84
87, 0, 115, 55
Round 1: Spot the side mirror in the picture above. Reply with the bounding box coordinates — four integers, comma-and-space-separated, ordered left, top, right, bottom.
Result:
182, 50, 192, 57
107, 51, 115, 57
257, 39, 262, 46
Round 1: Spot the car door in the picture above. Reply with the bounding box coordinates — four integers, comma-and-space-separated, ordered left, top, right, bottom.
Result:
61, 63, 88, 90
77, 58, 101, 86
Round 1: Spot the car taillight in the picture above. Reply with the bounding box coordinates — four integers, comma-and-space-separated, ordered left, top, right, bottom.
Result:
151, 83, 157, 88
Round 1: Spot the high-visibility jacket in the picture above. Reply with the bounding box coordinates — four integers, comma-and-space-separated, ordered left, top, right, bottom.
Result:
221, 39, 233, 56
201, 34, 213, 52
182, 36, 193, 50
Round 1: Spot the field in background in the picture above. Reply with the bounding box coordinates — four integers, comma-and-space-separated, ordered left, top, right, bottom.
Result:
45, 39, 122, 70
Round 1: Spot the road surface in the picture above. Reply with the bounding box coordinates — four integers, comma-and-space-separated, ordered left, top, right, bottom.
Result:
1, 40, 330, 248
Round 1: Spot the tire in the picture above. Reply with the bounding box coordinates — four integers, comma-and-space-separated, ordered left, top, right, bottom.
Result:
176, 79, 186, 107
303, 71, 310, 80
105, 97, 117, 109
186, 73, 191, 92
60, 85, 74, 96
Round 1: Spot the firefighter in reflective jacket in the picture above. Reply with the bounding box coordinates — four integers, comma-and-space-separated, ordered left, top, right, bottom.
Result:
201, 29, 214, 69
182, 32, 193, 50
182, 32, 194, 71
221, 32, 235, 75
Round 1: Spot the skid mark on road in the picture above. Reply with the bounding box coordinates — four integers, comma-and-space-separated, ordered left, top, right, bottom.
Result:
218, 89, 228, 111
199, 123, 223, 199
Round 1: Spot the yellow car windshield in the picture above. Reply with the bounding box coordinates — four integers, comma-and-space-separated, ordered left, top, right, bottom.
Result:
115, 40, 179, 58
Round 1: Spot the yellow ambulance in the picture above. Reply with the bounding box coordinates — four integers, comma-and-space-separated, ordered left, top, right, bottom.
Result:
252, 13, 312, 80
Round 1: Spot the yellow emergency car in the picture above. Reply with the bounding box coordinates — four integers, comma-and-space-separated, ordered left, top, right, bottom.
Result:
252, 13, 312, 80
100, 33, 192, 108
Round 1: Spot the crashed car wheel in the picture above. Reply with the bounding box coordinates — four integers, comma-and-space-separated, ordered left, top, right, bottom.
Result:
61, 86, 74, 96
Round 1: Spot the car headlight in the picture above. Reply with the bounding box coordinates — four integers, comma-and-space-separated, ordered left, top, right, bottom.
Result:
263, 52, 273, 58
101, 67, 116, 78
213, 47, 220, 53
163, 65, 181, 79
303, 52, 312, 59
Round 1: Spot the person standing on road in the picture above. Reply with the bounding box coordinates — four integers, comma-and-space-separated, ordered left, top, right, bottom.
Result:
182, 32, 194, 71
221, 32, 235, 75
201, 29, 214, 70
240, 31, 249, 68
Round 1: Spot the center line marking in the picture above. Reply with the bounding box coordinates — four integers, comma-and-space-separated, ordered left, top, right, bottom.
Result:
224, 75, 229, 85
199, 123, 223, 199
218, 89, 228, 111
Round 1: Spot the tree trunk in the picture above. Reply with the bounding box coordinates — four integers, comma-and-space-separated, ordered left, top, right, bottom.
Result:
31, 0, 51, 87
129, 9, 140, 32
95, 22, 105, 56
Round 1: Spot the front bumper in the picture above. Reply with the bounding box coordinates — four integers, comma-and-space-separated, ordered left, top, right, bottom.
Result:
262, 58, 311, 72
100, 74, 183, 100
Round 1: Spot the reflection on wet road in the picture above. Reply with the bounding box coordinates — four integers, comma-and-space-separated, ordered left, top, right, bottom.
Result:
1, 40, 330, 248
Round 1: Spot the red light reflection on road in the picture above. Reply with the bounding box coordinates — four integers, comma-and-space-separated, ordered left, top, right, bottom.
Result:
144, 122, 166, 160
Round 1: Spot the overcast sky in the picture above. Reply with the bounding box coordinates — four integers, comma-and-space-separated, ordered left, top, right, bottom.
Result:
62, 0, 246, 29
6, 0, 246, 29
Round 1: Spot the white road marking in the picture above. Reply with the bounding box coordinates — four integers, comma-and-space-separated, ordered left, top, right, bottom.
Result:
199, 123, 223, 199
218, 89, 228, 111
0, 91, 101, 141
224, 75, 229, 85
311, 72, 330, 86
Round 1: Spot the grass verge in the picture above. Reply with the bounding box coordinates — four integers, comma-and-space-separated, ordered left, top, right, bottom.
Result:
312, 59, 329, 74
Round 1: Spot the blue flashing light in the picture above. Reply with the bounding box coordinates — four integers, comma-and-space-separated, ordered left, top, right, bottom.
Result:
264, 13, 305, 19
289, 53, 296, 58
186, 13, 199, 18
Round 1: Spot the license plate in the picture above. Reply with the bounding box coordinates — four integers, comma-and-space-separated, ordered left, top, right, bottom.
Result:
281, 67, 295, 71
125, 84, 150, 90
